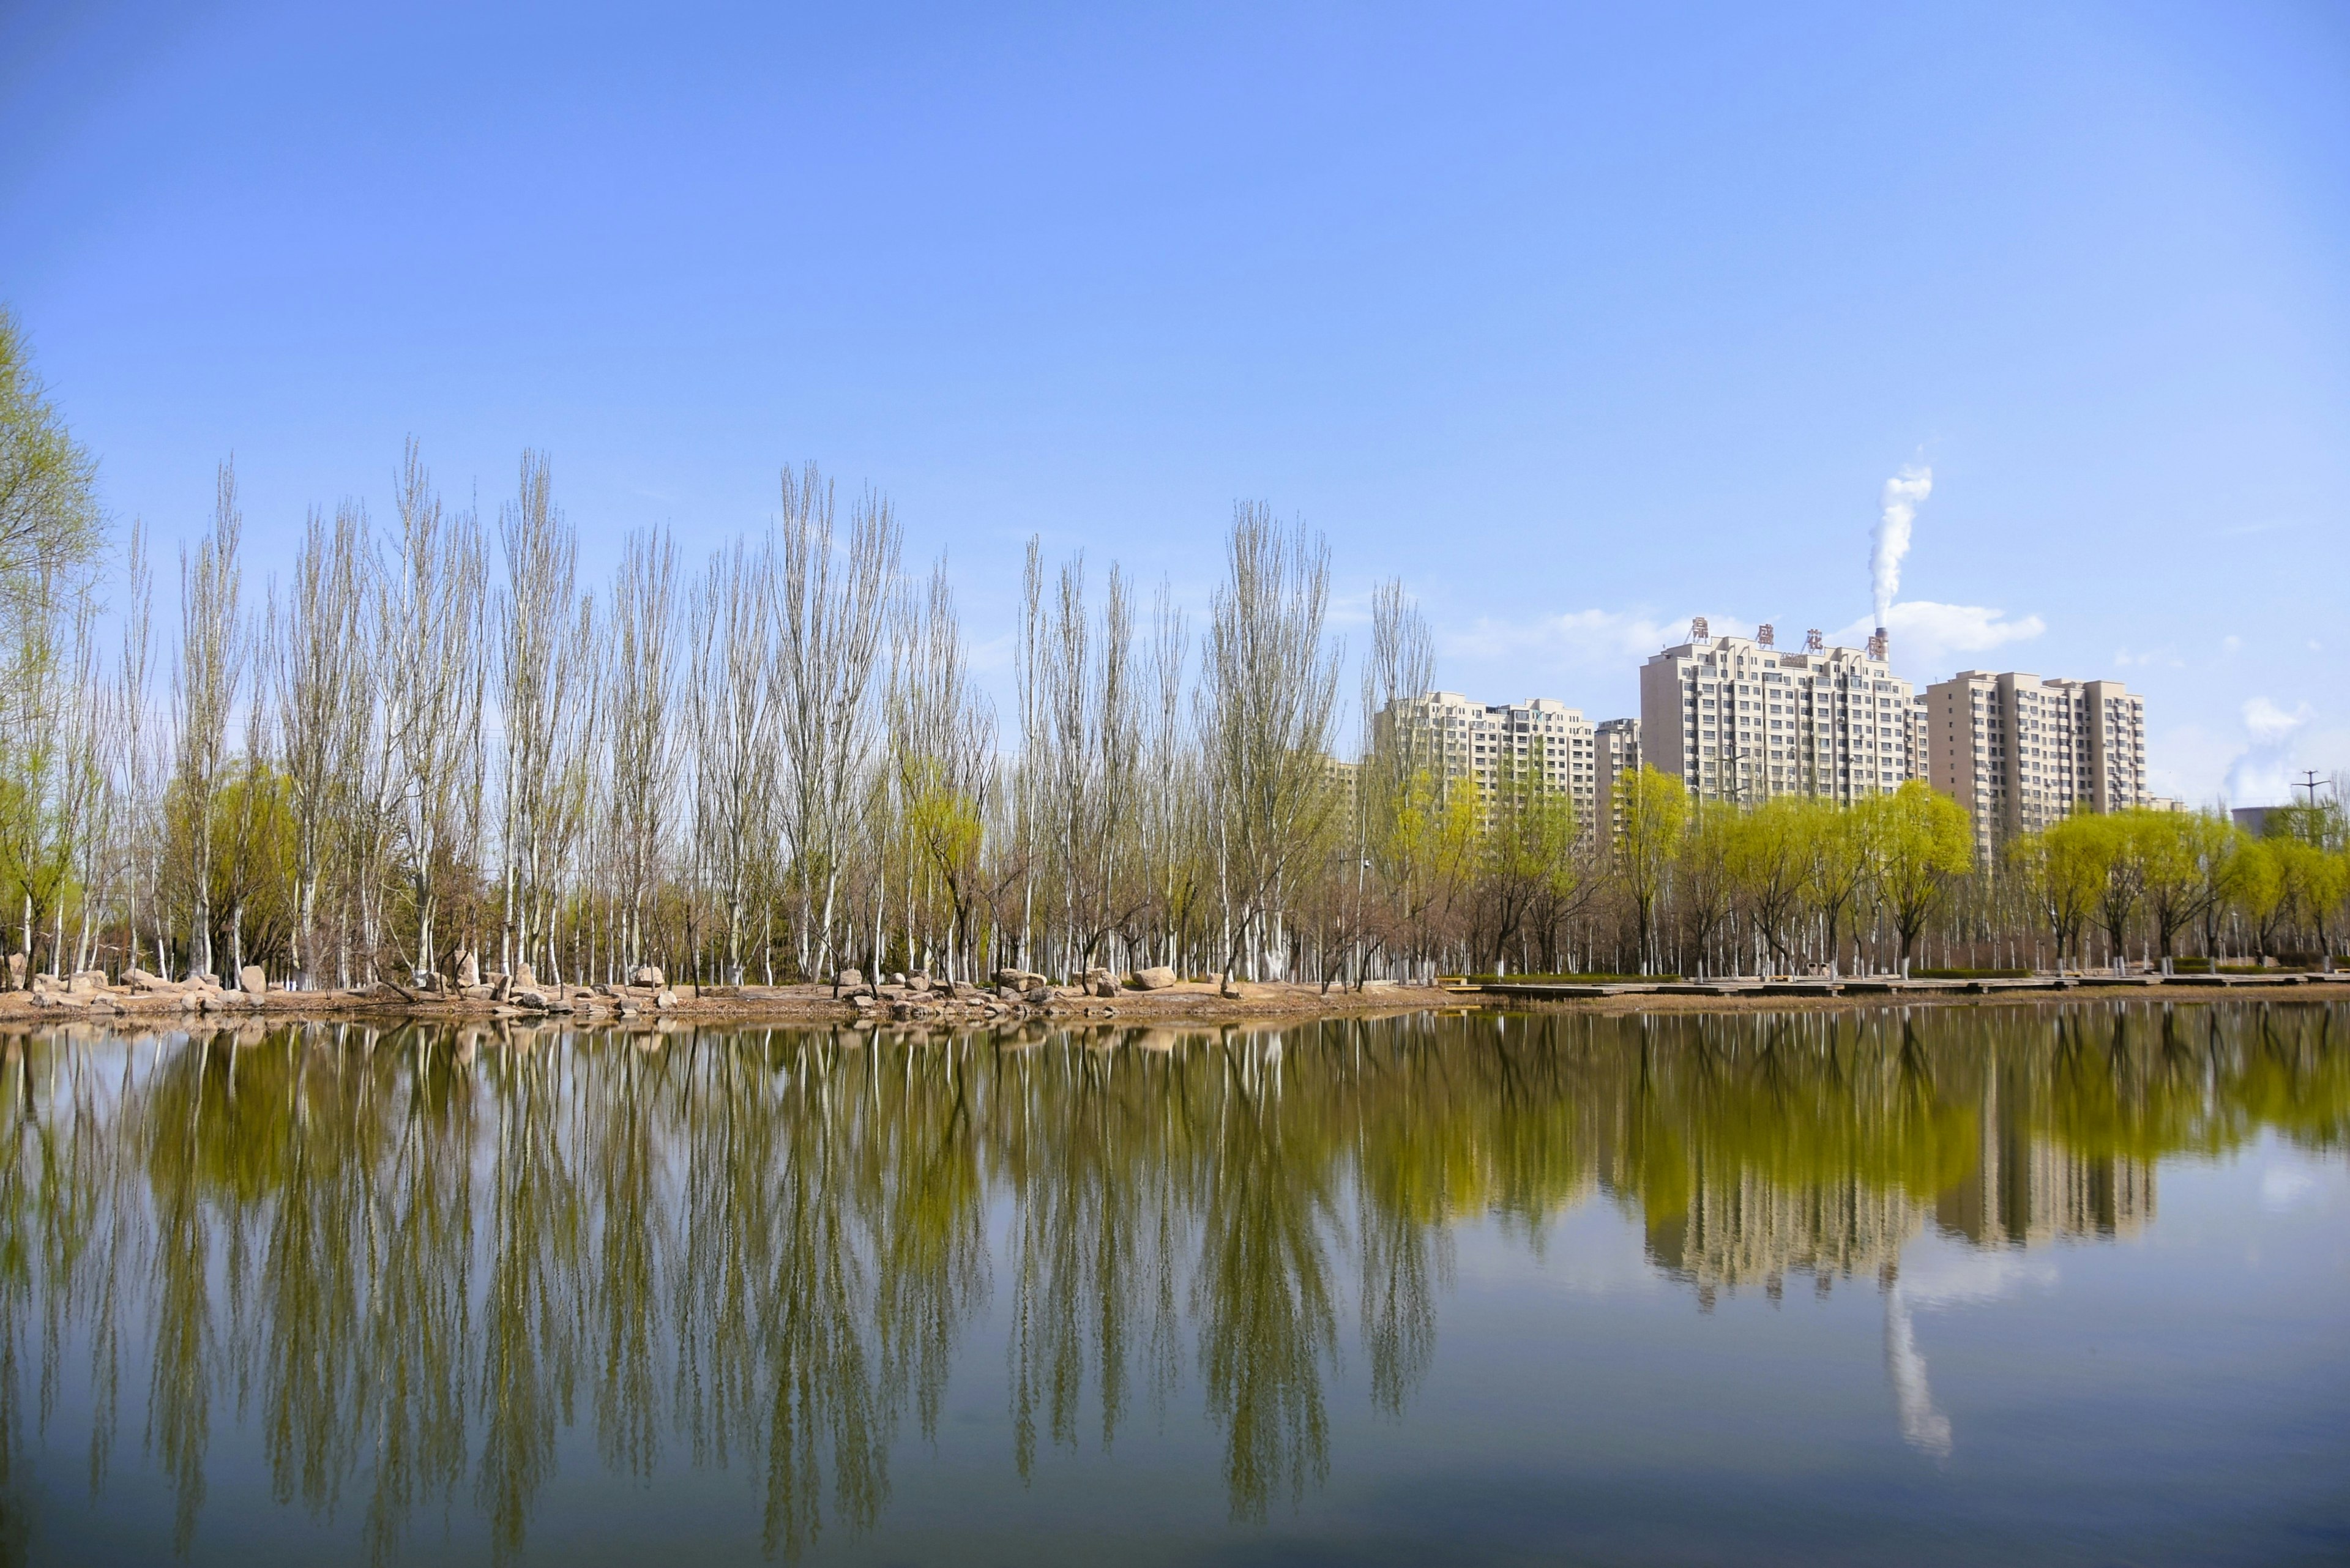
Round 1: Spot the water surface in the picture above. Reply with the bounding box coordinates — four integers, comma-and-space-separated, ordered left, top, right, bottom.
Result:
1, 1004, 2344, 1564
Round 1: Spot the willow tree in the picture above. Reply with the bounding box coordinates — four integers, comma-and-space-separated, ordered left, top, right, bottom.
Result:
1722, 797, 1812, 974
1865, 780, 1973, 974
2011, 818, 2101, 971
1614, 766, 1687, 975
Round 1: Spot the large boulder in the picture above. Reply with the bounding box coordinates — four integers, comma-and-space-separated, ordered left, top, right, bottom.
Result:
835, 968, 864, 991
514, 963, 537, 987
630, 964, 664, 988
69, 969, 107, 996
456, 949, 482, 988
239, 965, 267, 996
1130, 966, 1178, 991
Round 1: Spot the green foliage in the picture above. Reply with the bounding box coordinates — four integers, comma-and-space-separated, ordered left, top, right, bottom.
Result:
0, 307, 105, 622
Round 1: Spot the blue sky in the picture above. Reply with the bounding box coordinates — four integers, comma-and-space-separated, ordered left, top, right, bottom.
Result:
4, 1, 2344, 803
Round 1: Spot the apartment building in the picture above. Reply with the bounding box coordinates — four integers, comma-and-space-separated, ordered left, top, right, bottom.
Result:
1638, 621, 1922, 805
1373, 692, 1614, 832
1925, 672, 2148, 846
1595, 717, 1642, 837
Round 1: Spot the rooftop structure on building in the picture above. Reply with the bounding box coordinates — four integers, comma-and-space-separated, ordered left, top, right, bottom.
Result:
1638, 620, 1923, 805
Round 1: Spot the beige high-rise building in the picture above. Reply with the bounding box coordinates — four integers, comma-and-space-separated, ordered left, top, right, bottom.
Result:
1924, 671, 2148, 847
1373, 692, 1619, 834
1594, 717, 1641, 838
1638, 621, 1923, 805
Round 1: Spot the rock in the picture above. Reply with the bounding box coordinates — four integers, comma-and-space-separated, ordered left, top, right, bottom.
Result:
4, 954, 21, 988
1131, 966, 1178, 991
994, 968, 1043, 990
835, 968, 864, 991
179, 992, 203, 1011
69, 969, 106, 996
239, 965, 267, 995
1089, 976, 1118, 998
1023, 985, 1052, 1004
457, 950, 481, 987
514, 963, 537, 987
905, 973, 931, 993
630, 964, 663, 988
654, 989, 678, 1010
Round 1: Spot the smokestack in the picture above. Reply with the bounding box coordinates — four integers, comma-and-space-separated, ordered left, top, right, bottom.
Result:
1871, 465, 1932, 630
1868, 626, 1888, 662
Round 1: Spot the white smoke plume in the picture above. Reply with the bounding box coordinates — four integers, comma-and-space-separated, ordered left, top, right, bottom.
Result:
1871, 465, 1933, 630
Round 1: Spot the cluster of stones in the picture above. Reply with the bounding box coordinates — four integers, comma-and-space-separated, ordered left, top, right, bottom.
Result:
836, 964, 1180, 1023
495, 962, 680, 1019
10, 952, 275, 1014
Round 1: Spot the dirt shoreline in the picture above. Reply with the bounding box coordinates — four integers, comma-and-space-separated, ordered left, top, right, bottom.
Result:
2, 974, 2344, 1031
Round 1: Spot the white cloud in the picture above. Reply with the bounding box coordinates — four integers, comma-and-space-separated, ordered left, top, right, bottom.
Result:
2260, 1166, 2317, 1213
1898, 1244, 2057, 1309
2242, 696, 2311, 744
2223, 697, 2324, 807
1829, 599, 2043, 674
1443, 607, 1690, 667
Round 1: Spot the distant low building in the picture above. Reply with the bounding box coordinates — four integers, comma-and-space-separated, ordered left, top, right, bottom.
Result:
1372, 691, 1627, 837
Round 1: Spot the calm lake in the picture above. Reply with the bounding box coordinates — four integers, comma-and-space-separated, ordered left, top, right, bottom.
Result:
0, 1004, 2344, 1566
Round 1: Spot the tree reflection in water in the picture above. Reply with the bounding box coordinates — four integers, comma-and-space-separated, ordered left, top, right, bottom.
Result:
0, 1003, 2340, 1561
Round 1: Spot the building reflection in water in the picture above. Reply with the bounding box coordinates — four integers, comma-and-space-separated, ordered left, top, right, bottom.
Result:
0, 1003, 2338, 1561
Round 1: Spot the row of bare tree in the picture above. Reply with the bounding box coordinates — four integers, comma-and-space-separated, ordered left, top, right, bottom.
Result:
4, 447, 1371, 987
